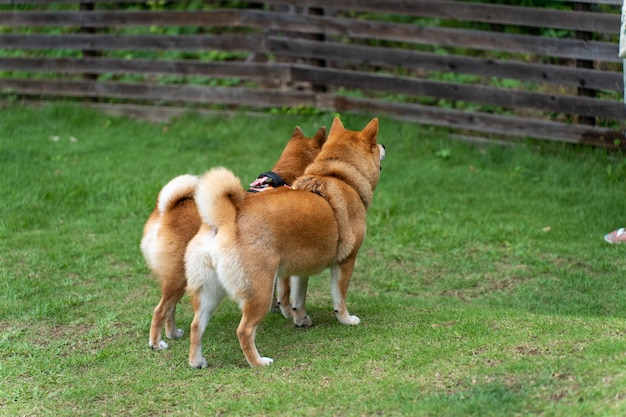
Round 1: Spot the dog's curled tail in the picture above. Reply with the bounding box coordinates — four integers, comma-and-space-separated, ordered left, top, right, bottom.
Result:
195, 167, 245, 232
156, 174, 199, 216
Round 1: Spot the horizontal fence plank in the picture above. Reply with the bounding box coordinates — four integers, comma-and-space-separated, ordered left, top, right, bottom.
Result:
0, 10, 619, 62
0, 0, 621, 4
0, 57, 291, 84
318, 95, 625, 148
81, 102, 270, 123
260, 0, 621, 33
245, 10, 621, 62
0, 78, 316, 108
0, 10, 240, 27
268, 37, 624, 92
0, 99, 271, 124
292, 66, 626, 120
0, 33, 265, 52
3, 94, 621, 149
555, 0, 622, 4
0, 1, 146, 3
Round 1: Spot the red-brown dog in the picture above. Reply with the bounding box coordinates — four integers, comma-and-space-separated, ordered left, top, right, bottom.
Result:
186, 118, 385, 367
140, 126, 326, 350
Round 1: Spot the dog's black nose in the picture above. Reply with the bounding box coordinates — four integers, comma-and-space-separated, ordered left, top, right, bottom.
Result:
381, 144, 386, 150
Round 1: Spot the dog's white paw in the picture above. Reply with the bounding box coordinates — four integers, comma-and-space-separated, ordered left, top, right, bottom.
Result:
150, 340, 169, 350
338, 314, 360, 325
257, 357, 274, 366
190, 357, 208, 369
295, 315, 313, 327
167, 328, 184, 339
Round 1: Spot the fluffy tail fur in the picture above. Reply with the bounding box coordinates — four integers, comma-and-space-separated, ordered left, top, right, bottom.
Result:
156, 174, 199, 215
195, 167, 246, 232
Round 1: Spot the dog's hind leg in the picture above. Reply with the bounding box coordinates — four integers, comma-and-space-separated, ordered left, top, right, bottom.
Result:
290, 275, 312, 327
188, 284, 226, 369
149, 296, 170, 350
163, 275, 187, 339
236, 283, 275, 367
330, 256, 360, 325
149, 278, 186, 350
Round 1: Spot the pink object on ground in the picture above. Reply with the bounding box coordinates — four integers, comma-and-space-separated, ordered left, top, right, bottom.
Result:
605, 228, 626, 244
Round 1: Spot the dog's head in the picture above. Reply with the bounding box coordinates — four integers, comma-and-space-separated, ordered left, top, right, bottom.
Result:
272, 125, 327, 185
325, 117, 385, 191
292, 117, 386, 209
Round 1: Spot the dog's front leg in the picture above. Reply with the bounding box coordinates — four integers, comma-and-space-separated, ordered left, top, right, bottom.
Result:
188, 284, 226, 369
275, 276, 293, 319
290, 275, 312, 327
330, 256, 360, 325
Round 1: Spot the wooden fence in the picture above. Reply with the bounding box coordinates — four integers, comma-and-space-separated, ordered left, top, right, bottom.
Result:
0, 0, 624, 148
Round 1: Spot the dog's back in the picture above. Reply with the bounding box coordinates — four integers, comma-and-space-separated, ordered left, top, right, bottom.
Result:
231, 186, 340, 276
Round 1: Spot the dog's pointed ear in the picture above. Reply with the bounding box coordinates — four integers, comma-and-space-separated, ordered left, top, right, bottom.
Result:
362, 118, 379, 142
291, 126, 304, 139
313, 126, 327, 146
329, 117, 345, 136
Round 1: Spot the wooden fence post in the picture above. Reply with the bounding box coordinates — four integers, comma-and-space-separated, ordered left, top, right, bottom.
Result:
79, 2, 100, 90
573, 2, 596, 126
308, 6, 327, 93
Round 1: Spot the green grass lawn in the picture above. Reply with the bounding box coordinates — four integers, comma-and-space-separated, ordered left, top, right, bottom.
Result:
1, 103, 626, 416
